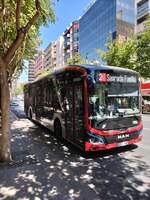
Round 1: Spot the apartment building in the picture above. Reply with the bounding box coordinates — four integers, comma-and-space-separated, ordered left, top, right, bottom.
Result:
28, 60, 35, 82
56, 36, 64, 68
44, 41, 57, 69
34, 50, 45, 78
63, 20, 79, 64
44, 43, 52, 69
135, 0, 150, 33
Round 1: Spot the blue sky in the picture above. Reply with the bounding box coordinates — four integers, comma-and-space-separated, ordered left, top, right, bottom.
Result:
19, 0, 91, 83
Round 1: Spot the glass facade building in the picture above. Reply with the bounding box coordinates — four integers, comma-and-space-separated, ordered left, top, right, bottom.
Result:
79, 0, 135, 62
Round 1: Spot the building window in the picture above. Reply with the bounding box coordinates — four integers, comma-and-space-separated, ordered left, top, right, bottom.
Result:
137, 14, 149, 24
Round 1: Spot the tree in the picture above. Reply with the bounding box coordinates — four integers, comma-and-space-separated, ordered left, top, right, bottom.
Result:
97, 38, 136, 70
97, 17, 150, 78
67, 52, 86, 65
136, 18, 150, 78
0, 0, 55, 161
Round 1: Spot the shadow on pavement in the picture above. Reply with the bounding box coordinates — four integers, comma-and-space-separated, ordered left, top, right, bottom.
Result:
11, 109, 27, 119
0, 115, 150, 200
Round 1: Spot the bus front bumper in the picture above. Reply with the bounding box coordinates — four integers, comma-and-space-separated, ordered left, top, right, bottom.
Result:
85, 135, 143, 151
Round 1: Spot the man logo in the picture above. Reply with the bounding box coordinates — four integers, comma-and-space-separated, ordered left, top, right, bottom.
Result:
118, 134, 129, 139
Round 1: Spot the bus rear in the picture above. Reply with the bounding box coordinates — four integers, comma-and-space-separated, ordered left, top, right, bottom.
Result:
85, 68, 143, 151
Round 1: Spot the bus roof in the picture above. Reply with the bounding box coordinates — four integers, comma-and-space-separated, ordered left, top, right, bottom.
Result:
54, 64, 139, 75
26, 64, 139, 86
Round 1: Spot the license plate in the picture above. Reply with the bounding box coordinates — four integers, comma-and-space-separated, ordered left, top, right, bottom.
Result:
118, 141, 128, 147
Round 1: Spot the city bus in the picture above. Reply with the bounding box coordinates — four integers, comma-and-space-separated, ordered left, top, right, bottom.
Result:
141, 81, 150, 113
24, 64, 143, 151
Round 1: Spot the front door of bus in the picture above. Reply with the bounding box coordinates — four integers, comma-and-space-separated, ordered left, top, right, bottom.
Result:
65, 84, 84, 146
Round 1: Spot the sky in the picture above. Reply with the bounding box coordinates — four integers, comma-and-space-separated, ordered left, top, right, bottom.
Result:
18, 0, 91, 83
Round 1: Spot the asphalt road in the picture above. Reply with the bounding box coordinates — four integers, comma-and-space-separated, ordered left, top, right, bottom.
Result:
4, 101, 150, 200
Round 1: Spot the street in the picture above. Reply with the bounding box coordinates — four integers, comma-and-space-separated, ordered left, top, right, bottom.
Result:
0, 102, 150, 200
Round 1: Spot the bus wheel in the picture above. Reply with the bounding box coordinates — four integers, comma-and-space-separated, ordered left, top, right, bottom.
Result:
54, 119, 62, 139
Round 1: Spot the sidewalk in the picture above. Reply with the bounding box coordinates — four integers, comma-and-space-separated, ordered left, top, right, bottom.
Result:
0, 112, 98, 200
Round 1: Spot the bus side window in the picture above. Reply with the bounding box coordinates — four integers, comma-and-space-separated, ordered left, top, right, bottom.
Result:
53, 93, 60, 110
61, 88, 70, 112
51, 81, 60, 110
49, 89, 53, 106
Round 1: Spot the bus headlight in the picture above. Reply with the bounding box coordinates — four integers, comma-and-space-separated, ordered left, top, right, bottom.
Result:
87, 132, 105, 144
132, 120, 138, 125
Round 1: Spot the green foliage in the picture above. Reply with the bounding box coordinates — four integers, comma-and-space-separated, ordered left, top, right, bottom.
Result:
12, 83, 25, 96
136, 19, 150, 78
97, 39, 136, 69
98, 18, 150, 78
36, 68, 52, 79
0, 0, 55, 78
67, 53, 86, 65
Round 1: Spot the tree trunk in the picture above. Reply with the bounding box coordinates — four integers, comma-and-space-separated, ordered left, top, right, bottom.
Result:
0, 65, 12, 162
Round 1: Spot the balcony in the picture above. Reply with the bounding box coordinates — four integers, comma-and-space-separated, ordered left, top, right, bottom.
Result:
137, 8, 149, 19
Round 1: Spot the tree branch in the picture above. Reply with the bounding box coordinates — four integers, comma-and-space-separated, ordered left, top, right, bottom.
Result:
9, 42, 25, 77
3, 0, 41, 65
16, 0, 22, 31
24, 0, 41, 33
3, 32, 26, 64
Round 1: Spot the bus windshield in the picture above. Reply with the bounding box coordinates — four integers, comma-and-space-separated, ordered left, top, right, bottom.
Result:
88, 74, 140, 129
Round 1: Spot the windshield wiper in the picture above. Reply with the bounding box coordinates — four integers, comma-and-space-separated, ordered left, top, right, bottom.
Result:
97, 118, 109, 126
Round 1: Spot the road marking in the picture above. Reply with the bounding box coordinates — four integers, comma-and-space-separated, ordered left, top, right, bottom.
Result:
143, 128, 150, 131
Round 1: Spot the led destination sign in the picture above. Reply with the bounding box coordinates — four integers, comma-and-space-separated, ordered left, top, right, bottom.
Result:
97, 73, 137, 83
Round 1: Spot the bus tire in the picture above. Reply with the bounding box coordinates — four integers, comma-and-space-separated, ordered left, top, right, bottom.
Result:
54, 119, 62, 139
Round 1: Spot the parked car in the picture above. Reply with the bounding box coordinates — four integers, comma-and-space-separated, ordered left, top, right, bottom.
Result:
10, 101, 19, 107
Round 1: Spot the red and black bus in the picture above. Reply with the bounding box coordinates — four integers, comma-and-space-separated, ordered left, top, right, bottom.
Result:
24, 64, 143, 151
141, 81, 150, 113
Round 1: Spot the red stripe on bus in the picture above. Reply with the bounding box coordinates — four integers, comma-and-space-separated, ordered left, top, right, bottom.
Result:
65, 66, 87, 76
87, 121, 143, 136
64, 65, 89, 130
85, 135, 143, 151
84, 79, 89, 130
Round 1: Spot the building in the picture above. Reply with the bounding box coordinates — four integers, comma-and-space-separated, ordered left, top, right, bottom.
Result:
44, 43, 52, 69
34, 50, 45, 78
44, 41, 57, 70
28, 60, 35, 82
79, 0, 135, 61
135, 0, 150, 33
63, 20, 79, 64
51, 41, 57, 69
56, 36, 64, 68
